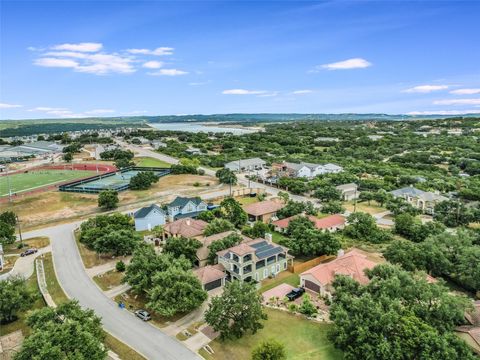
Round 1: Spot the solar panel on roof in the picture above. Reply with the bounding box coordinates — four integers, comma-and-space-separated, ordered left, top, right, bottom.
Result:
256, 246, 283, 260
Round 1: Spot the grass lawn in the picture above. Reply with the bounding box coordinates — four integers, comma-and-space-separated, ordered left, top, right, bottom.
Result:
0, 269, 45, 336
271, 231, 288, 244
236, 196, 260, 206
0, 255, 19, 274
176, 321, 204, 341
93, 269, 125, 291
135, 157, 172, 168
0, 170, 96, 196
260, 272, 300, 293
344, 200, 386, 215
4, 236, 50, 255
114, 290, 185, 328
202, 308, 343, 360
104, 333, 146, 360
42, 252, 69, 305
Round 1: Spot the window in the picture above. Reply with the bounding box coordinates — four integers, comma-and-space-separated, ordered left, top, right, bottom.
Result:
263, 268, 268, 279
284, 262, 287, 269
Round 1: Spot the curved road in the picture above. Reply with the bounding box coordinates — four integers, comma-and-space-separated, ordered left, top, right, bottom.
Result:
23, 223, 200, 360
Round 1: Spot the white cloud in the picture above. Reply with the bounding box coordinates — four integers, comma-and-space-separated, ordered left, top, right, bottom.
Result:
433, 98, 480, 106
407, 110, 480, 115
189, 81, 211, 86
142, 61, 163, 69
403, 85, 449, 93
319, 58, 372, 70
85, 109, 115, 115
0, 103, 22, 109
75, 53, 135, 74
292, 90, 313, 95
52, 42, 103, 52
450, 88, 480, 95
148, 69, 188, 76
222, 89, 268, 95
35, 58, 79, 68
127, 47, 174, 56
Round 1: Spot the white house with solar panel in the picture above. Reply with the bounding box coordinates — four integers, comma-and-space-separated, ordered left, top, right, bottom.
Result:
224, 158, 266, 173
134, 204, 166, 231
216, 235, 293, 283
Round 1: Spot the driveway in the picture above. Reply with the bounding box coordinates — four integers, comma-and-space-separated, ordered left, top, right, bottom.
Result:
22, 223, 200, 360
0, 245, 51, 281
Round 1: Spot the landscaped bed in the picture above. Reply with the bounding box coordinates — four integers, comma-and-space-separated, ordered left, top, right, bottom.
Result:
200, 308, 343, 360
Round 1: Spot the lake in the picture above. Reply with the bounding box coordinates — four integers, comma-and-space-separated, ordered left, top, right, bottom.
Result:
149, 122, 257, 135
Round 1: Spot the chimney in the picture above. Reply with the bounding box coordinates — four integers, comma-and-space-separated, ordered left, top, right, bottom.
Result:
186, 219, 191, 226
337, 249, 345, 257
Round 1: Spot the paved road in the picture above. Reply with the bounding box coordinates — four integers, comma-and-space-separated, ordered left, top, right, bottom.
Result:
22, 223, 200, 360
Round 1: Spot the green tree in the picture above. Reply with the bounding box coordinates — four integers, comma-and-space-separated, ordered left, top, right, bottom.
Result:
321, 201, 345, 214
204, 218, 235, 236
163, 236, 202, 264
220, 197, 248, 227
344, 212, 392, 243
14, 301, 106, 360
147, 267, 207, 316
286, 218, 340, 257
251, 339, 287, 360
114, 157, 134, 169
434, 200, 474, 227
0, 211, 17, 226
93, 229, 141, 256
0, 221, 15, 245
0, 276, 35, 323
298, 294, 317, 317
313, 185, 341, 202
129, 171, 159, 190
63, 152, 73, 162
242, 221, 270, 239
205, 281, 267, 339
216, 168, 238, 185
98, 190, 119, 210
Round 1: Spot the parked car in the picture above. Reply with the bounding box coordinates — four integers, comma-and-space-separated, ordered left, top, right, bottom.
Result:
134, 309, 151, 321
20, 248, 38, 257
286, 287, 305, 301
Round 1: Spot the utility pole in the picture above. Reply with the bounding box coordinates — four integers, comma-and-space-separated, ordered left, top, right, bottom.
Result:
5, 162, 12, 203
16, 215, 23, 247
353, 185, 358, 213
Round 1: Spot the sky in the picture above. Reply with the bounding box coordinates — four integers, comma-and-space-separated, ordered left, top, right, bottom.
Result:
0, 0, 479, 119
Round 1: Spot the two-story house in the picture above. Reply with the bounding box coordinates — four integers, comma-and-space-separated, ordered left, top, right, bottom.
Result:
217, 236, 293, 283
273, 161, 343, 179
133, 204, 166, 231
390, 186, 448, 214
166, 196, 208, 221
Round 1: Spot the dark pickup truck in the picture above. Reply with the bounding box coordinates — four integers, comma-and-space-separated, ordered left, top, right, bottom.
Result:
286, 287, 305, 301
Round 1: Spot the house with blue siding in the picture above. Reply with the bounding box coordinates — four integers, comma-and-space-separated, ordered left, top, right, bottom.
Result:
134, 204, 166, 231
166, 196, 208, 221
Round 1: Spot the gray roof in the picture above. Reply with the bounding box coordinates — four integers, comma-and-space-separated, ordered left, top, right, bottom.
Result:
168, 196, 204, 208
249, 240, 284, 260
134, 204, 165, 219
391, 187, 447, 202
336, 183, 357, 191
225, 157, 266, 167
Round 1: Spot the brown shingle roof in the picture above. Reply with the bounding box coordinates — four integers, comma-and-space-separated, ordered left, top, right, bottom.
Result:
243, 200, 285, 217
164, 218, 207, 238
272, 214, 345, 230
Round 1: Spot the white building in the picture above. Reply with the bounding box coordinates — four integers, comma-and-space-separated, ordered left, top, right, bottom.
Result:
224, 158, 266, 172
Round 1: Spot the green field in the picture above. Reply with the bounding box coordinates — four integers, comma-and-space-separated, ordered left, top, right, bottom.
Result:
135, 157, 172, 168
201, 308, 343, 360
0, 170, 96, 196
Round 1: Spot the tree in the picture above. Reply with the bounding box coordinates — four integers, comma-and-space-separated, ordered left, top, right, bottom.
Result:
276, 200, 316, 219
147, 267, 207, 316
243, 221, 270, 239
79, 213, 133, 249
114, 157, 134, 169
344, 212, 391, 243
93, 229, 141, 256
98, 190, 119, 210
298, 294, 317, 317
116, 260, 126, 272
205, 281, 267, 339
251, 339, 287, 360
129, 171, 159, 190
393, 213, 445, 242
434, 200, 474, 227
124, 245, 191, 293
313, 185, 341, 202
0, 221, 15, 245
0, 276, 34, 323
14, 300, 107, 360
216, 168, 237, 185
321, 201, 345, 214
163, 236, 202, 264
359, 191, 374, 205
220, 197, 247, 227
204, 218, 235, 236
277, 191, 290, 204
0, 211, 17, 226
62, 152, 73, 162
207, 233, 242, 264
329, 264, 475, 360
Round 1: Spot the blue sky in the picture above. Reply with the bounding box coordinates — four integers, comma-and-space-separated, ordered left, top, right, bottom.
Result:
1, 0, 479, 119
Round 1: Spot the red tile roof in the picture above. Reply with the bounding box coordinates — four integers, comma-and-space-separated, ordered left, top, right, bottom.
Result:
243, 200, 285, 217
194, 265, 225, 285
272, 214, 345, 230
164, 218, 207, 238
301, 249, 377, 286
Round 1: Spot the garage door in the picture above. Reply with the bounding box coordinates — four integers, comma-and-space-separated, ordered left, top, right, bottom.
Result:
204, 278, 222, 291
304, 280, 320, 293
